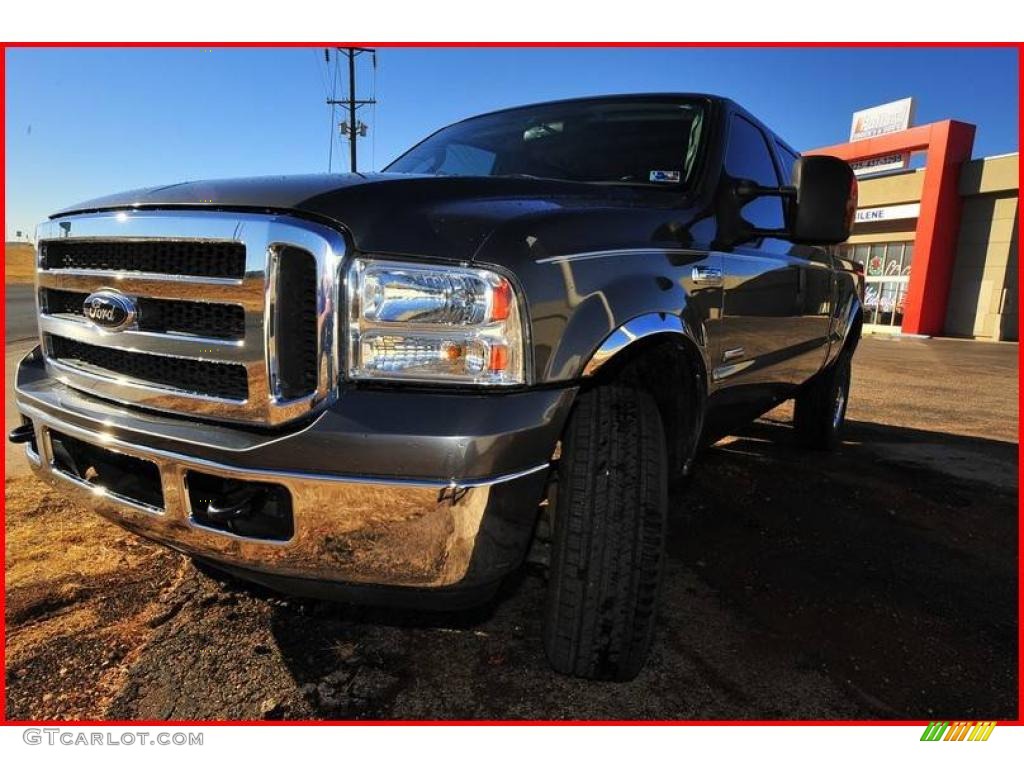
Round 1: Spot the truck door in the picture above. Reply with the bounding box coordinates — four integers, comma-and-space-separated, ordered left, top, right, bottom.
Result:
714, 115, 831, 397
772, 139, 835, 375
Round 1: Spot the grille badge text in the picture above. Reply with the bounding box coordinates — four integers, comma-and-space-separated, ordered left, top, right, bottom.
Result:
83, 291, 137, 332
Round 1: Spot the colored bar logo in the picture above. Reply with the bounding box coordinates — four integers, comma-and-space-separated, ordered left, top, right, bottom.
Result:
920, 722, 997, 741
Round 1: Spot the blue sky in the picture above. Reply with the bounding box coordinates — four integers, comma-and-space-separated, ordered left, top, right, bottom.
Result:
5, 46, 1019, 240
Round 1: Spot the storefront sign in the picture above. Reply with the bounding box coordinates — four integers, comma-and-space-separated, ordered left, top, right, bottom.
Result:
850, 97, 916, 141
854, 203, 921, 224
851, 152, 911, 176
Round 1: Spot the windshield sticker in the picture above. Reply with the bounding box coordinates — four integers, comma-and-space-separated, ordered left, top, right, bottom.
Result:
649, 170, 681, 183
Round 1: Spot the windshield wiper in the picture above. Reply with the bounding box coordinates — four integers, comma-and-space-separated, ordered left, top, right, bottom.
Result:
493, 173, 547, 180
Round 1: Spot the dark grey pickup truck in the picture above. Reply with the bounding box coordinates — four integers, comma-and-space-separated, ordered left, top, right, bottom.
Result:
12, 94, 862, 680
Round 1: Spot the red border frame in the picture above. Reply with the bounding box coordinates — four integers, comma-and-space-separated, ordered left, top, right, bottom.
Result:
0, 41, 1021, 728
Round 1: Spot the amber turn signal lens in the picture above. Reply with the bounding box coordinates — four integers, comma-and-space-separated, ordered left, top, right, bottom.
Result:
490, 278, 513, 322
488, 344, 509, 372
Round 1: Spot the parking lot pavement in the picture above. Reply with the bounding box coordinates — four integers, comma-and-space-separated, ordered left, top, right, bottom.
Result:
4, 336, 1018, 720
6, 339, 37, 479
5, 283, 39, 477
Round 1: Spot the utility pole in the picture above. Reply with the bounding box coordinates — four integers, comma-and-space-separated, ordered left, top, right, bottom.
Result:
325, 47, 376, 173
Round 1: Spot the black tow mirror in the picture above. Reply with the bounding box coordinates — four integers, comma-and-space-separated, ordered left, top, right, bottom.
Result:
790, 155, 857, 245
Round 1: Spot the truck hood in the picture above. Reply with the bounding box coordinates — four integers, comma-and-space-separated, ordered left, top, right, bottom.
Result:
52, 173, 622, 263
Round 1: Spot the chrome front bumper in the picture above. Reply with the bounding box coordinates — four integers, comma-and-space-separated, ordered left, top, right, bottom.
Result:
15, 350, 571, 596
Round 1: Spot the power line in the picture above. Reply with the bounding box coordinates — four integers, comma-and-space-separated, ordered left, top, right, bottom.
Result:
311, 47, 330, 100
326, 48, 340, 173
313, 48, 338, 172
371, 51, 378, 170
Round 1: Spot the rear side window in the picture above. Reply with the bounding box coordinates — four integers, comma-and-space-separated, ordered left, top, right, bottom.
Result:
724, 115, 785, 230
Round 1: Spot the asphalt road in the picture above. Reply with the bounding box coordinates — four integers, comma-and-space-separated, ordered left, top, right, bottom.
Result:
4, 302, 1019, 719
5, 284, 37, 343
5, 284, 38, 474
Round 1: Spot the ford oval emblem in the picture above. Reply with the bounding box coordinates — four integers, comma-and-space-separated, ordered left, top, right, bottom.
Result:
83, 291, 137, 332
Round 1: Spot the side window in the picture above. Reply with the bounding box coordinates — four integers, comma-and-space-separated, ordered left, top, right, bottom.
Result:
774, 142, 800, 185
724, 115, 785, 230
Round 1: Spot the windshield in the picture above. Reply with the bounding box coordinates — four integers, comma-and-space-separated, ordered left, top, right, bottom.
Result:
385, 99, 706, 188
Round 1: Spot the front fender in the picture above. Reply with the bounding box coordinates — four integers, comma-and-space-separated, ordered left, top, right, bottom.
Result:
516, 250, 716, 384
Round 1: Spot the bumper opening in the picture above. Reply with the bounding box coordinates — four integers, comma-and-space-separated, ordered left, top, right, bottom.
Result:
50, 429, 164, 510
186, 470, 294, 542
9, 418, 38, 455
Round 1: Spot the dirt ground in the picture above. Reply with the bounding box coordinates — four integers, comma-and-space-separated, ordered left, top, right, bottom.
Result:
4, 336, 1018, 721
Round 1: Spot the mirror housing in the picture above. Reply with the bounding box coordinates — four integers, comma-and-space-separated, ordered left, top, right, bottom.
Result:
790, 155, 857, 245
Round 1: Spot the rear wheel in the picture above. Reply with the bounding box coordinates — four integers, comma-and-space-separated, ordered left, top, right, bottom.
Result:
542, 384, 668, 681
793, 352, 851, 450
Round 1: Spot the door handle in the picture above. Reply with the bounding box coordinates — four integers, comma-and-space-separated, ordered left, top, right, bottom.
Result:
692, 266, 723, 285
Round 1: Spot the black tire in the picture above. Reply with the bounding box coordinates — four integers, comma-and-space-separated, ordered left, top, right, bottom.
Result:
793, 351, 852, 450
543, 385, 668, 681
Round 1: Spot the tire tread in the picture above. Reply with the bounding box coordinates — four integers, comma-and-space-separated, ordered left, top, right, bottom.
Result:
543, 385, 667, 681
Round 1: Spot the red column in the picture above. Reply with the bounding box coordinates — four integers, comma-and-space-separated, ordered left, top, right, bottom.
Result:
901, 121, 975, 335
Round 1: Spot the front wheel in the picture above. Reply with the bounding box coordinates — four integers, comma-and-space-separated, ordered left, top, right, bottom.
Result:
793, 352, 852, 450
542, 385, 668, 681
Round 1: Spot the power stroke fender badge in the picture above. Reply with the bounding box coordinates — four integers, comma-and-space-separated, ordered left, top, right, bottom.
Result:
82, 291, 137, 332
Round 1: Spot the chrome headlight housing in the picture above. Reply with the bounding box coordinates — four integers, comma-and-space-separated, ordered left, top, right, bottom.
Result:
347, 258, 527, 385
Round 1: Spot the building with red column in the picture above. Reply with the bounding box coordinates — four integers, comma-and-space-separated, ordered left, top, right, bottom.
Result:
806, 113, 1018, 341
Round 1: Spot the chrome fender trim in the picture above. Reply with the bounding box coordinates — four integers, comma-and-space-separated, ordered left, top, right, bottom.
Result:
825, 293, 864, 367
581, 313, 695, 378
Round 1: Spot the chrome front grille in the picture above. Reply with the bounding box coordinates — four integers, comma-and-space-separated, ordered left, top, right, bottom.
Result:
42, 238, 247, 277
35, 211, 346, 426
47, 336, 250, 400
41, 288, 247, 339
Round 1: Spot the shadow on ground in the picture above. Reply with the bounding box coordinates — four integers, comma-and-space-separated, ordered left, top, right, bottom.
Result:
666, 418, 1017, 719
249, 417, 1016, 720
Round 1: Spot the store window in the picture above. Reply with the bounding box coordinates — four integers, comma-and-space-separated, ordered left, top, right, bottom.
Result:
834, 241, 914, 328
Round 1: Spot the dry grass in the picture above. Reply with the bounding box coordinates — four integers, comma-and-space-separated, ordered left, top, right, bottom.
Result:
4, 474, 169, 655
4, 475, 183, 719
4, 476, 151, 592
5, 242, 35, 284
